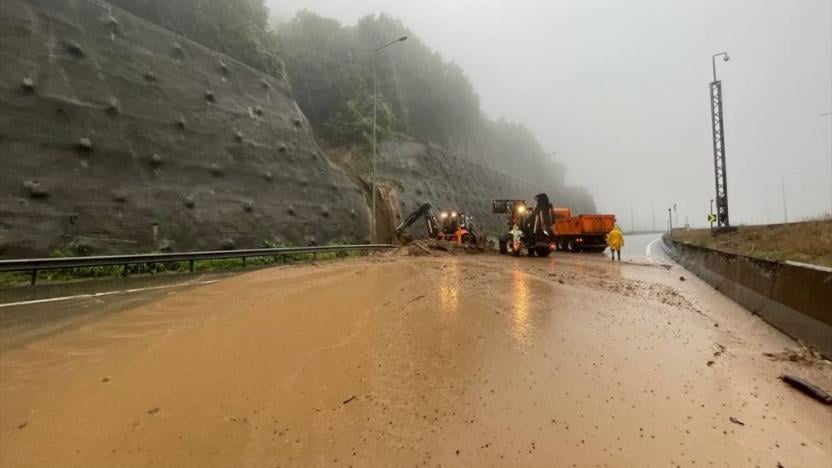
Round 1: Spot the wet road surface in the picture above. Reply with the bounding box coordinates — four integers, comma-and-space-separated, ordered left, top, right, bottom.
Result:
1, 252, 830, 467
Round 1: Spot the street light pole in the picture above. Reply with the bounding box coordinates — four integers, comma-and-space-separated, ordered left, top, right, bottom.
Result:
710, 52, 730, 228
370, 35, 407, 243
673, 203, 677, 230
822, 112, 832, 215
781, 176, 788, 223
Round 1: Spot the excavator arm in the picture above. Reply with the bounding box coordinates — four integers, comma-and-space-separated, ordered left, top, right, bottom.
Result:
395, 203, 440, 238
528, 193, 553, 237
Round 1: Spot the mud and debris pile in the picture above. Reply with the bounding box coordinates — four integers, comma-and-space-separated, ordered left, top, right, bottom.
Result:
384, 239, 489, 257
0, 0, 369, 257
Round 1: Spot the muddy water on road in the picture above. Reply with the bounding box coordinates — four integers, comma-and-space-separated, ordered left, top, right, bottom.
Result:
1, 256, 830, 467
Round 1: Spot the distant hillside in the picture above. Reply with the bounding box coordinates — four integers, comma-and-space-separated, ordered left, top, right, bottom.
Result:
102, 1, 593, 211
0, 0, 594, 258
277, 12, 570, 191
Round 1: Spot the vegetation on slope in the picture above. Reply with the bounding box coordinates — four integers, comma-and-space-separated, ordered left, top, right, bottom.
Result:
672, 218, 832, 267
108, 0, 285, 79
107, 0, 580, 201
277, 12, 566, 188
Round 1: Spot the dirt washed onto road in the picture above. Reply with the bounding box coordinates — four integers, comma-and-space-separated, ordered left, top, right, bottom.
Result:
1, 253, 830, 467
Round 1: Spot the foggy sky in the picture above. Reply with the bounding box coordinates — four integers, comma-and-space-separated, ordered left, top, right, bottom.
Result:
269, 0, 832, 229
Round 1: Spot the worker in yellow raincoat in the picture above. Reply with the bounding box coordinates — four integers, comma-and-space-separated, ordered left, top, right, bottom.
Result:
607, 225, 624, 261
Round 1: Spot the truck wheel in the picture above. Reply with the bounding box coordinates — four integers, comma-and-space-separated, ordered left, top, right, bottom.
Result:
567, 240, 575, 252
499, 235, 509, 254
511, 246, 520, 257
527, 248, 536, 257
462, 233, 475, 245
535, 246, 551, 257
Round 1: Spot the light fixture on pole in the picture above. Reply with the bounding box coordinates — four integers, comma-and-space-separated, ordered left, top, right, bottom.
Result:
370, 35, 407, 242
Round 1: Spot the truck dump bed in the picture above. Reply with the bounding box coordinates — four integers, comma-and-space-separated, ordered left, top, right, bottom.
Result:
553, 213, 617, 252
554, 214, 616, 236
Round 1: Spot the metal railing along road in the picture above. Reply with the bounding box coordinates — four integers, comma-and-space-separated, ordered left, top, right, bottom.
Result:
0, 244, 397, 286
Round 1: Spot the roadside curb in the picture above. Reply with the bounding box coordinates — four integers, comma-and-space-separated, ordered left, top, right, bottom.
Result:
662, 235, 832, 357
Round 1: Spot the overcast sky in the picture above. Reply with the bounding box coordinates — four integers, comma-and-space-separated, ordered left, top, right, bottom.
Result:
269, 0, 832, 228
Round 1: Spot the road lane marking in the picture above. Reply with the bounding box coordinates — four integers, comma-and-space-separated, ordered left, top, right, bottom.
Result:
645, 238, 660, 262
0, 280, 219, 308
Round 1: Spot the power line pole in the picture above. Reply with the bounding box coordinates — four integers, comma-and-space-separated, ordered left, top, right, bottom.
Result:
630, 203, 635, 233
710, 52, 731, 228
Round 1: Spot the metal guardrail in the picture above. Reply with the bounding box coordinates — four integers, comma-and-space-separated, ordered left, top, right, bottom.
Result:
0, 244, 397, 285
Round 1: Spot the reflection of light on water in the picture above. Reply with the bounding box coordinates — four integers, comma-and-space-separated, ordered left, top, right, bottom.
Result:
512, 269, 530, 344
438, 260, 460, 312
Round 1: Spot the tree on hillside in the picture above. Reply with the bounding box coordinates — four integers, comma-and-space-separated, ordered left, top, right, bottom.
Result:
108, 0, 284, 78
276, 12, 568, 187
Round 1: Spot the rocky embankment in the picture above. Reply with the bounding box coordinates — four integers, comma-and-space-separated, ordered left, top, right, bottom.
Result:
0, 0, 368, 257
0, 0, 594, 258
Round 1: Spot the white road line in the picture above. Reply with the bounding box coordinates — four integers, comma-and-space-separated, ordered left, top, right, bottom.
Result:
645, 238, 660, 262
0, 280, 219, 308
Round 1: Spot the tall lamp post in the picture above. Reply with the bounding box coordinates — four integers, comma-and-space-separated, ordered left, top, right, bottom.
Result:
370, 35, 407, 242
710, 52, 730, 228
822, 112, 832, 214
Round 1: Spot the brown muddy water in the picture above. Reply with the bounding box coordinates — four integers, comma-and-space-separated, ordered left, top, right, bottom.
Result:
1, 253, 830, 467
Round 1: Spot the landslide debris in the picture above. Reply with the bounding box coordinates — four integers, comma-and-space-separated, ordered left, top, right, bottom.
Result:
385, 239, 488, 257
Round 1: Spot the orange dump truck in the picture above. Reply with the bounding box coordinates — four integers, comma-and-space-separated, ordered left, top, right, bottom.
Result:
552, 208, 617, 253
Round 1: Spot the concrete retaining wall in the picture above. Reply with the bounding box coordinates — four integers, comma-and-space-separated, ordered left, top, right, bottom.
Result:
663, 236, 832, 357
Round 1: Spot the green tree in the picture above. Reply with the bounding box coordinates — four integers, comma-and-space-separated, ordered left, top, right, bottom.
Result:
108, 0, 284, 78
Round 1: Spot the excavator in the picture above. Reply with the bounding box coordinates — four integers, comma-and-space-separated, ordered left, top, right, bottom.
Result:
394, 203, 480, 245
493, 193, 555, 257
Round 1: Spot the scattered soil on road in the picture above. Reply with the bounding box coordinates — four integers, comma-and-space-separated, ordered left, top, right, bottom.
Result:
1, 253, 830, 467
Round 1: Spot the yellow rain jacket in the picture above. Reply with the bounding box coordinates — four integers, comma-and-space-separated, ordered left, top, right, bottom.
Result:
607, 227, 624, 250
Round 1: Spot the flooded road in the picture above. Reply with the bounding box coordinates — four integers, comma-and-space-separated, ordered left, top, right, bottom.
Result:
1, 253, 830, 467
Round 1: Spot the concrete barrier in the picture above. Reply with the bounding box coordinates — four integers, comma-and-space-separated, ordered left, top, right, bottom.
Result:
662, 236, 832, 357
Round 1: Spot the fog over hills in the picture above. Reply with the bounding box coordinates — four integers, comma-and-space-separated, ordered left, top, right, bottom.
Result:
271, 0, 832, 228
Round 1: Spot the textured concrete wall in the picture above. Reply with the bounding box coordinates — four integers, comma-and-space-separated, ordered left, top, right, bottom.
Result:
0, 0, 370, 258
376, 139, 596, 239
664, 236, 832, 357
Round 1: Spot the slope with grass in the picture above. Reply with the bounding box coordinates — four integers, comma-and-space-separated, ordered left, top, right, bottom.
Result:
671, 219, 832, 267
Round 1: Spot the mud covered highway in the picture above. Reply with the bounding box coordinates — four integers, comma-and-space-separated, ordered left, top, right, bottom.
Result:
1, 247, 830, 467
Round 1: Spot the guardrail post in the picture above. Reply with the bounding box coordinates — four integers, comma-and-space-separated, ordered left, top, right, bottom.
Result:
281, 255, 286, 265
122, 264, 129, 278
242, 257, 247, 268
189, 260, 195, 273
312, 252, 317, 262
30, 269, 37, 286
